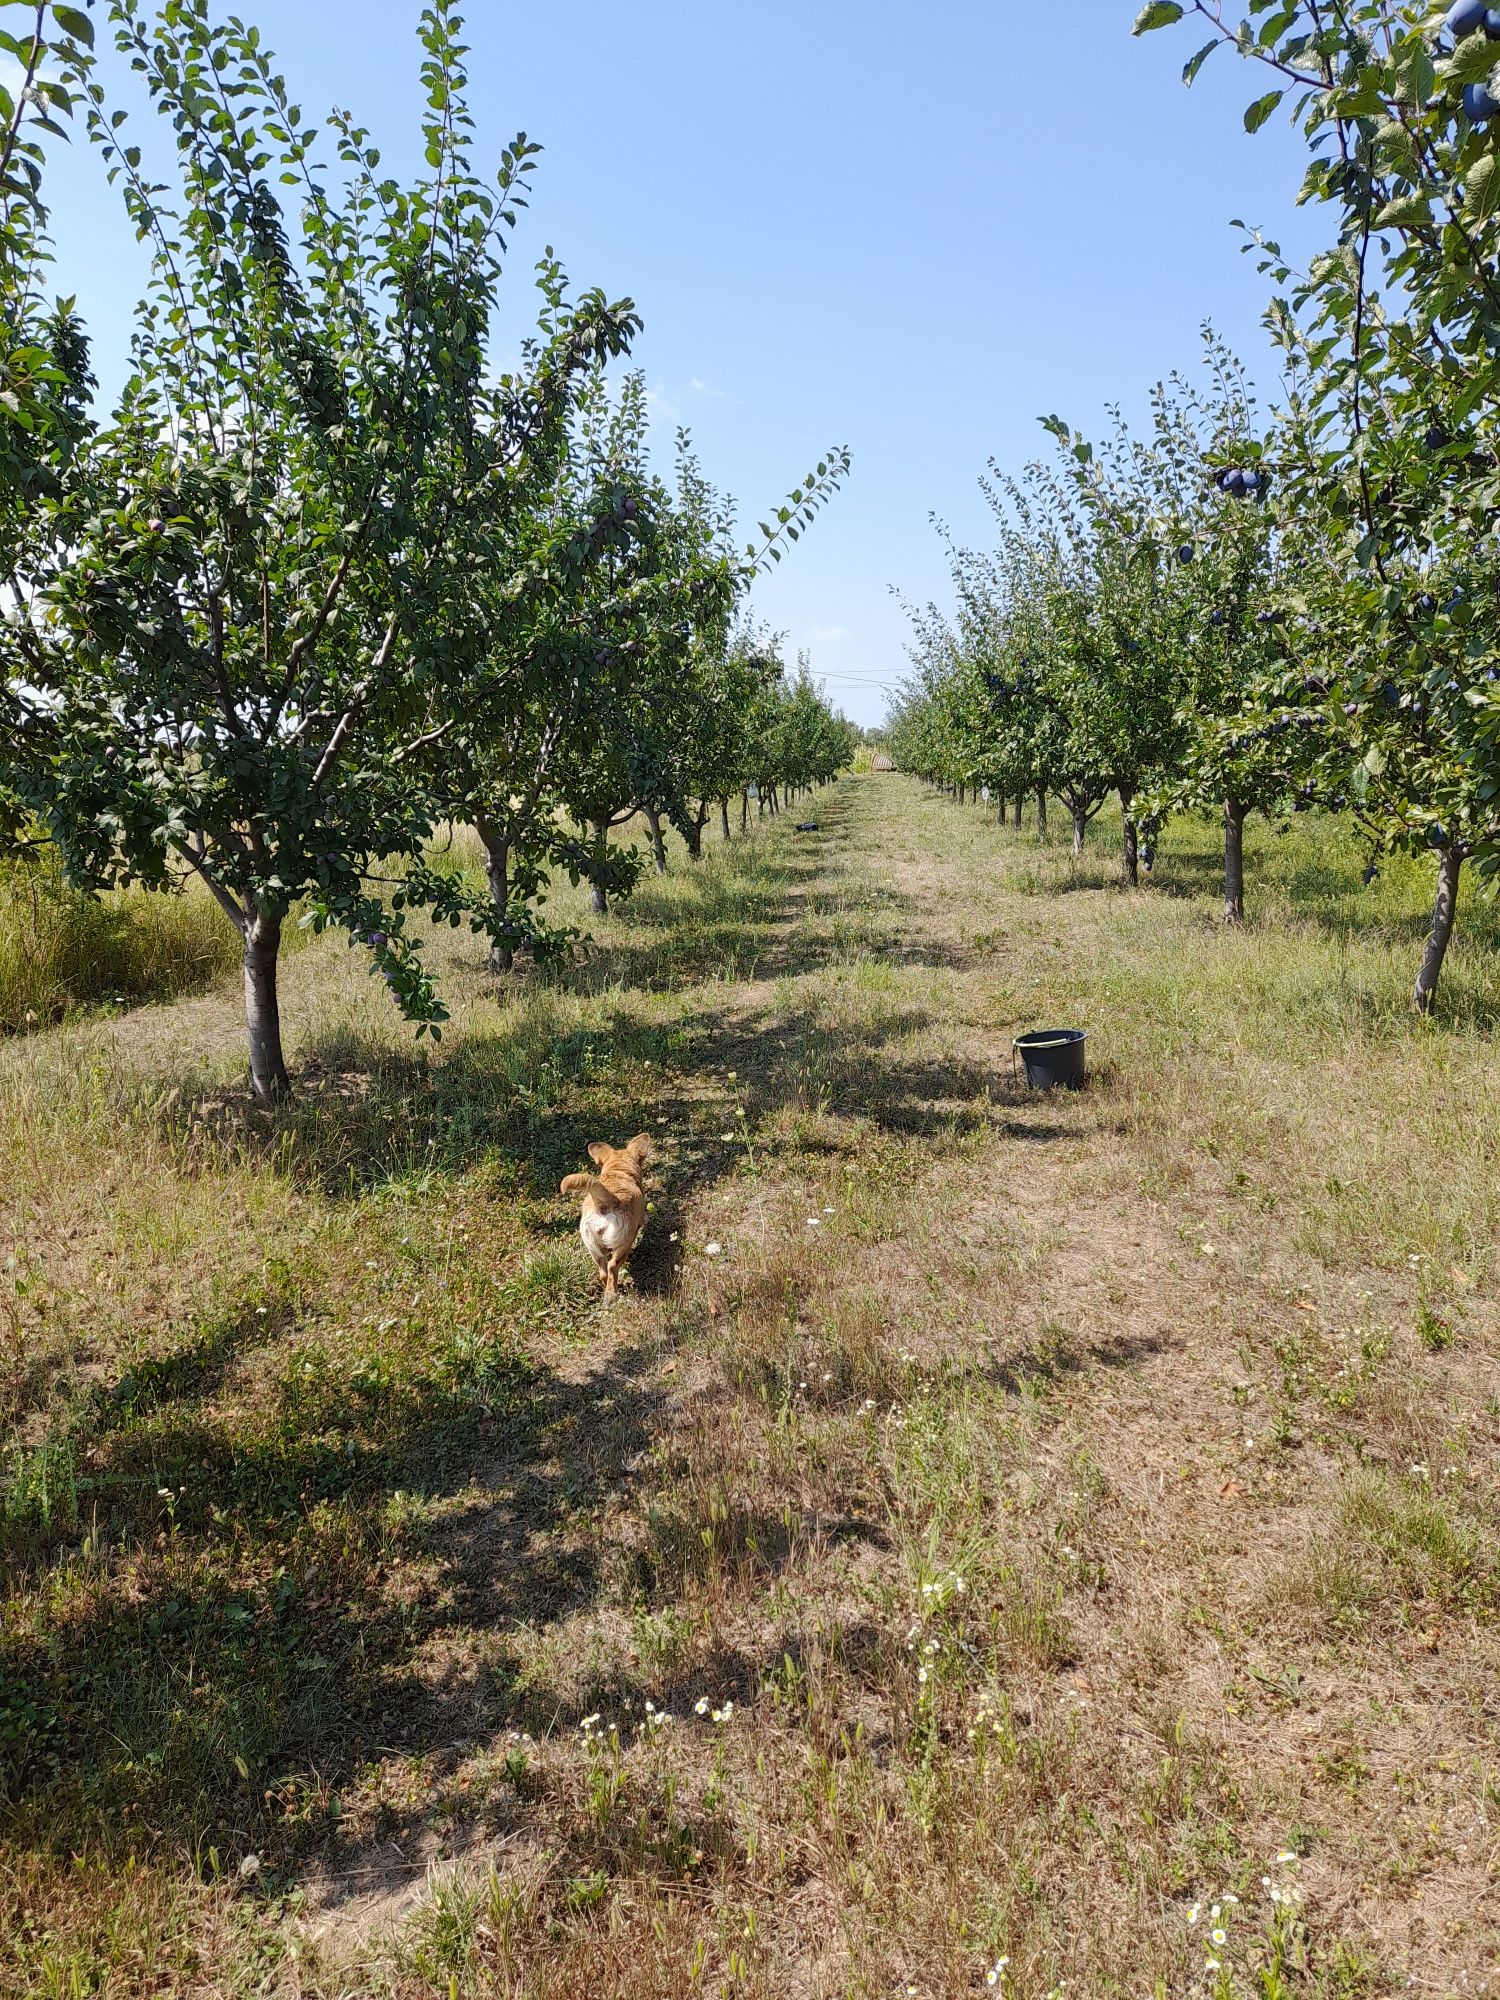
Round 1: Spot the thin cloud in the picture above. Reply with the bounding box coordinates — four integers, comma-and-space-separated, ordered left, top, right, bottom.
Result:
645, 380, 681, 423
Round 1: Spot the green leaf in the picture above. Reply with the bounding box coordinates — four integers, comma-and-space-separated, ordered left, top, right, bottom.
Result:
1373, 192, 1434, 228
1133, 1, 1184, 31
50, 5, 93, 45
1244, 90, 1285, 134
1464, 151, 1500, 219
1399, 40, 1436, 109
1183, 39, 1218, 86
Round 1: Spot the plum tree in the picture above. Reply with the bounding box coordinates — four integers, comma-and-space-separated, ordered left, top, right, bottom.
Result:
1, 1, 98, 851
1136, 0, 1500, 1009
4, 2, 640, 1099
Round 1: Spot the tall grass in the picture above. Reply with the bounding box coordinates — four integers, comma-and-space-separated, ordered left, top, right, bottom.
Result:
0, 850, 239, 1035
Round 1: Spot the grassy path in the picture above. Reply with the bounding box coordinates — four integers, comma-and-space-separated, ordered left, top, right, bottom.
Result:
2, 774, 1498, 1997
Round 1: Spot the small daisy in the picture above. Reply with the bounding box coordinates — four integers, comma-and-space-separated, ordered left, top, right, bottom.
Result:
705, 1242, 723, 1257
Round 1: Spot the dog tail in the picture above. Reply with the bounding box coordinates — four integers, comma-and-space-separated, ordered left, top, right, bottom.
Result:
560, 1172, 606, 1198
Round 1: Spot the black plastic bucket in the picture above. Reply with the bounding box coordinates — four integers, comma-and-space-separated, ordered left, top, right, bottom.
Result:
1013, 1028, 1087, 1091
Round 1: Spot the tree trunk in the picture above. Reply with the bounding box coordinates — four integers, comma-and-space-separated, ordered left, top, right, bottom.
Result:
475, 816, 514, 972
590, 821, 609, 916
1072, 807, 1087, 858
686, 812, 705, 860
1121, 794, 1138, 887
741, 790, 749, 832
1223, 797, 1247, 925
646, 809, 668, 875
957, 782, 966, 806
720, 798, 731, 841
1413, 847, 1463, 1014
1036, 789, 1047, 841
1013, 793, 1023, 828
243, 909, 290, 1105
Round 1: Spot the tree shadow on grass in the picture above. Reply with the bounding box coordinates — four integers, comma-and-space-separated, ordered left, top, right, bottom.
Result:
982, 1324, 1175, 1396
0, 1293, 892, 1910
133, 958, 1081, 1207
1, 1335, 653, 1838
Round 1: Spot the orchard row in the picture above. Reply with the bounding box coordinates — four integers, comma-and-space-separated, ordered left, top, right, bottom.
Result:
0, 2, 852, 1101
893, 1, 1500, 1014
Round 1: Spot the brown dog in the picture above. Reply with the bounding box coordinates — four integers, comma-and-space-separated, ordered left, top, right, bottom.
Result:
560, 1136, 651, 1301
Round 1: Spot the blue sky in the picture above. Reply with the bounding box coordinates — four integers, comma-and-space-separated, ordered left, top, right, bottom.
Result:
27, 1, 1325, 726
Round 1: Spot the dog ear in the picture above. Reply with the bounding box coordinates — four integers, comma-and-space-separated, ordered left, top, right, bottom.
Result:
627, 1133, 653, 1161
587, 1141, 610, 1167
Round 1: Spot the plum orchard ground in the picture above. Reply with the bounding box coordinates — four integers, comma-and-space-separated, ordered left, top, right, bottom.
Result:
2, 779, 1498, 1995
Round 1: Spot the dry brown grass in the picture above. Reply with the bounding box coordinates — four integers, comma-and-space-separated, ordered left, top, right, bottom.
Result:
2, 778, 1498, 1997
